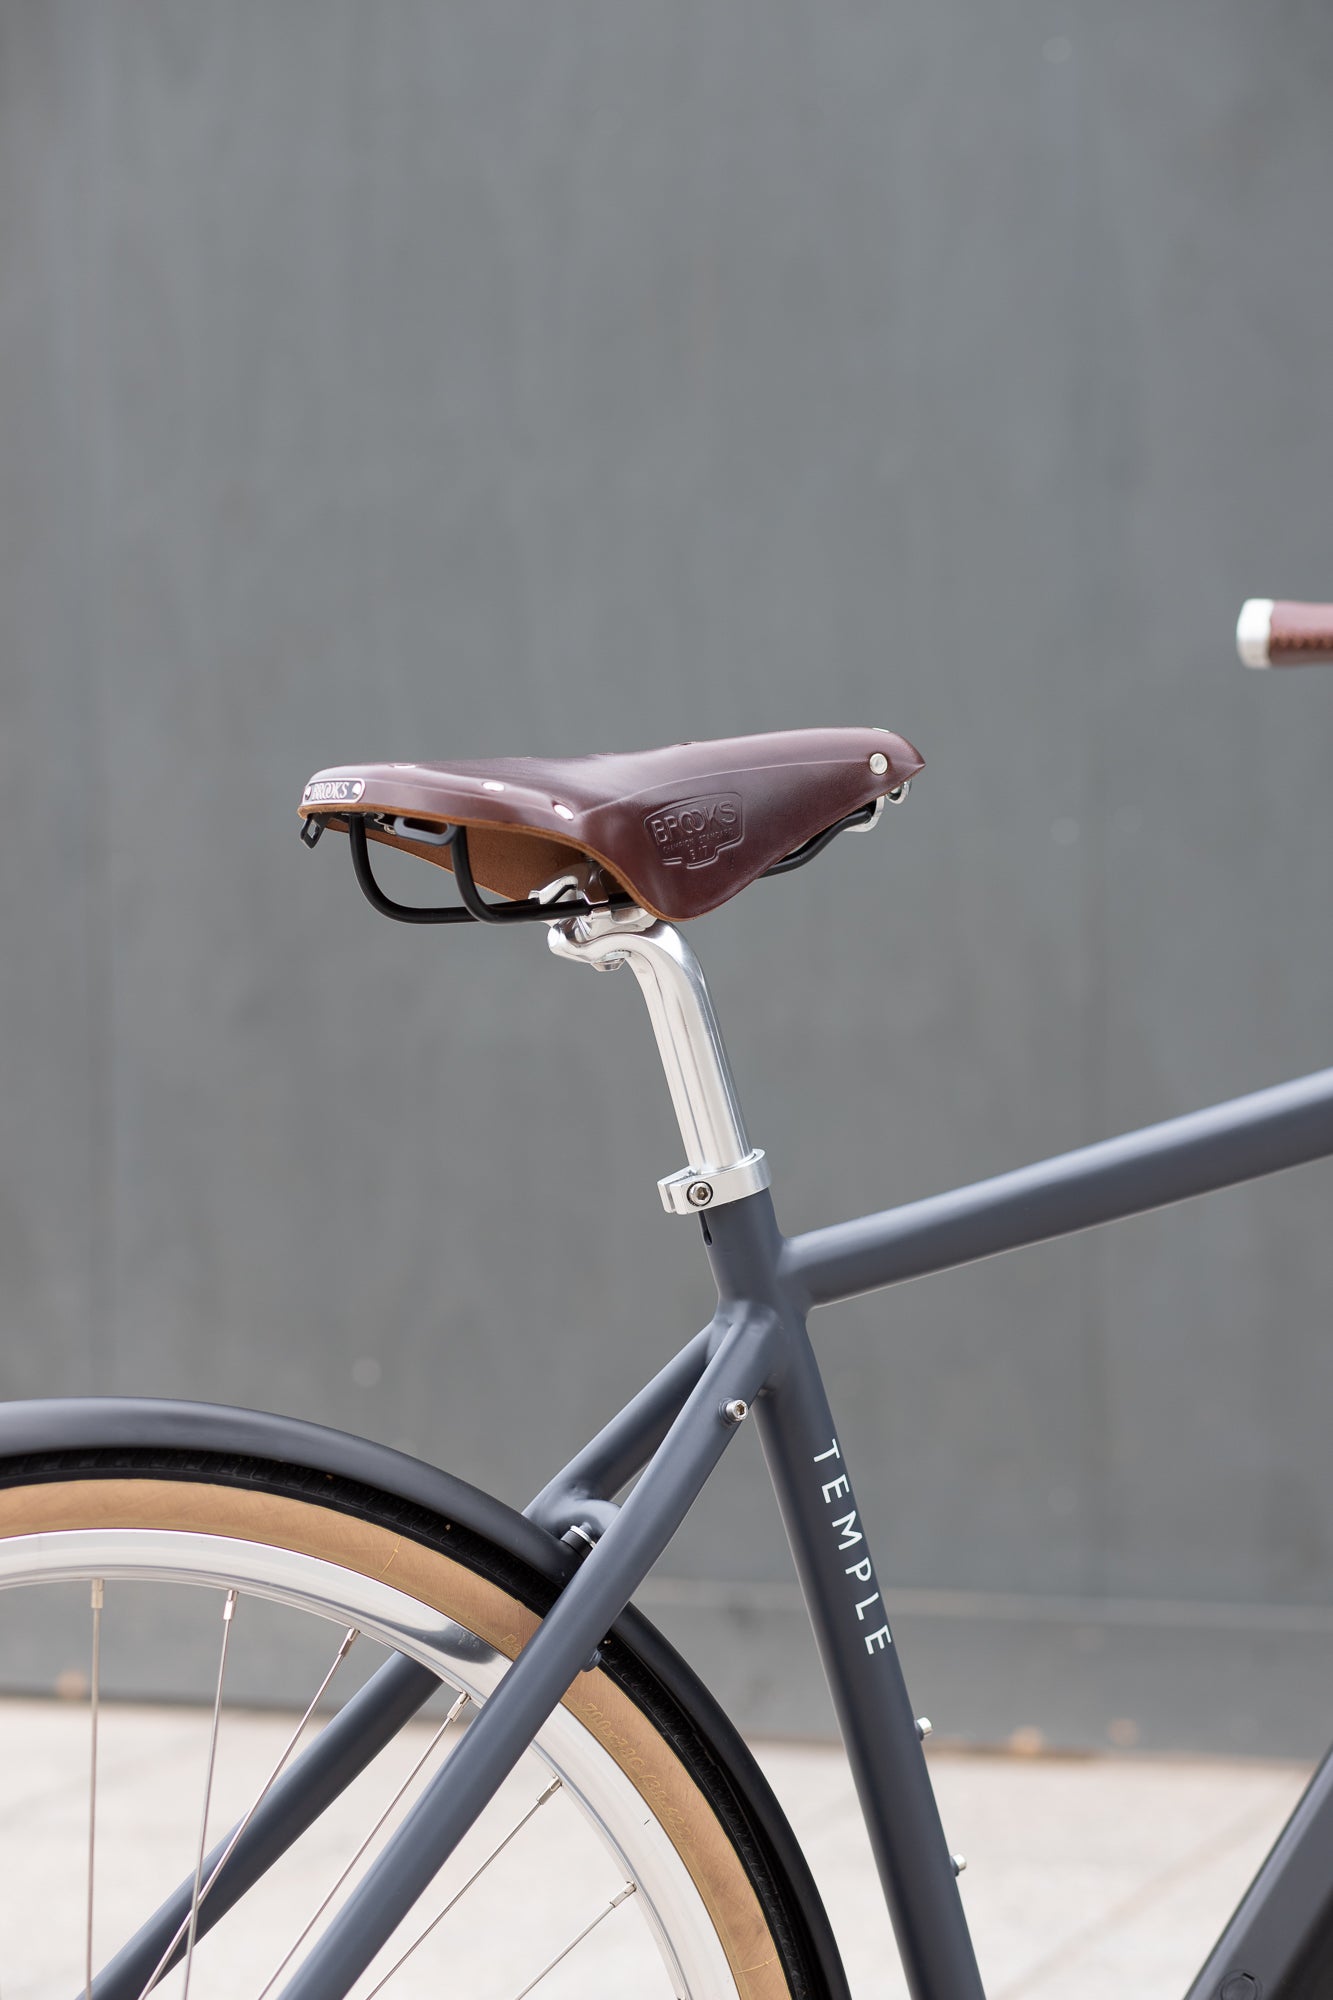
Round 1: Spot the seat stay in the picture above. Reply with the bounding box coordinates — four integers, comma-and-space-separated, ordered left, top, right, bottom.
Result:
524, 1321, 716, 1542
88, 1320, 721, 1995
274, 1305, 782, 2000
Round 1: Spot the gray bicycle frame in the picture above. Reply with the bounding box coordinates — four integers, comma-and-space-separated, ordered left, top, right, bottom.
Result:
89, 903, 1333, 2000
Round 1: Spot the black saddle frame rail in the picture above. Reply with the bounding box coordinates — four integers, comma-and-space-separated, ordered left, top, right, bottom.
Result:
315, 802, 885, 929
53, 1059, 1333, 2000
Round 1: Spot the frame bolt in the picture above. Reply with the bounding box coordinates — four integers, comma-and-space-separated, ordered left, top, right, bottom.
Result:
686, 1180, 714, 1208
951, 1854, 967, 1876
916, 1716, 932, 1740
869, 751, 889, 775
722, 1399, 749, 1426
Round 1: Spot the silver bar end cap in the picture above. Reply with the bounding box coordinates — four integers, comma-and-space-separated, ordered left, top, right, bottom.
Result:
1236, 598, 1274, 669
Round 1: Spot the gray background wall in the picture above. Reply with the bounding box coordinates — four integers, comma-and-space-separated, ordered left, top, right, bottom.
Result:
3, 1, 1333, 1752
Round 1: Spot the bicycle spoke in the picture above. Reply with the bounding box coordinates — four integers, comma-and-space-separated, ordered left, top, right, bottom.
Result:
86, 1578, 104, 2000
255, 1689, 471, 2000
511, 1882, 637, 2000
133, 1616, 360, 1997
178, 1588, 238, 1998
128, 1588, 241, 2000
363, 1777, 563, 1997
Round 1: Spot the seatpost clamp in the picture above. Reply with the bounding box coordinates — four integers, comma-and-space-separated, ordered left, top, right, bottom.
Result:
547, 906, 771, 1215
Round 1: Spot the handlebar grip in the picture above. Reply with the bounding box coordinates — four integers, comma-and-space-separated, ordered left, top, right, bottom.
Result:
1237, 599, 1333, 668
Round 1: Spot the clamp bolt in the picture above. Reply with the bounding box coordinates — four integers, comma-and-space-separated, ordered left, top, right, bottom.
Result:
722, 1399, 749, 1426
686, 1180, 714, 1208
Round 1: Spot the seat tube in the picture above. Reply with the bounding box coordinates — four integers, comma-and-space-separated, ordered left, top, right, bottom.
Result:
705, 1195, 989, 2000
553, 908, 986, 1997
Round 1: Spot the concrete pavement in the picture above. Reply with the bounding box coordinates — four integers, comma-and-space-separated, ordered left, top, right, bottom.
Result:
0, 1695, 1308, 1997
757, 1738, 1306, 1998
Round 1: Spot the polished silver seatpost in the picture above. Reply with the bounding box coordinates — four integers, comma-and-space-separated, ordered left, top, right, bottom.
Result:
547, 904, 770, 1215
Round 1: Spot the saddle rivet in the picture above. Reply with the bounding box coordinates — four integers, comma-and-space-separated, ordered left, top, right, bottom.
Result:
951, 1854, 967, 1876
686, 1180, 714, 1208
869, 751, 889, 775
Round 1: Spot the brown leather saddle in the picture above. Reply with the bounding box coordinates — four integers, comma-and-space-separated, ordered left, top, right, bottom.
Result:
299, 726, 923, 923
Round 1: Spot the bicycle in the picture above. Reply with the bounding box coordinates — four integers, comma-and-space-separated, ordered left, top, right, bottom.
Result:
3, 596, 1333, 2000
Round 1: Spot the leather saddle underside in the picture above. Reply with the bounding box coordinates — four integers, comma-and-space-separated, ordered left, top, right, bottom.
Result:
299, 726, 924, 923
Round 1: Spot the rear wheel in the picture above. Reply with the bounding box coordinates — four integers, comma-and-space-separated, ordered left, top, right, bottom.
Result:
0, 1446, 846, 1999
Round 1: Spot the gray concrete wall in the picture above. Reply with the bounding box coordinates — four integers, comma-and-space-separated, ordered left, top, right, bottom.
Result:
2, 1, 1333, 1750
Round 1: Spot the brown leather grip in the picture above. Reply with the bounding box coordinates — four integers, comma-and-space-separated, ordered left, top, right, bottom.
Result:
1268, 601, 1333, 664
